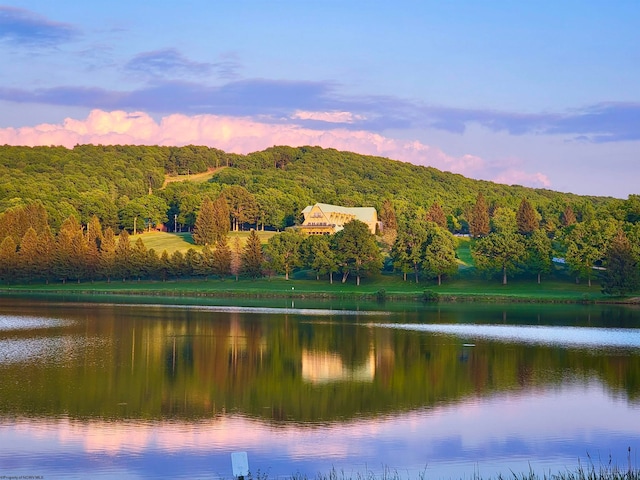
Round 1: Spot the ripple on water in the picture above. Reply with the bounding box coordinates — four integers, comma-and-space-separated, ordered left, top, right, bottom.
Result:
0, 315, 73, 332
0, 337, 89, 364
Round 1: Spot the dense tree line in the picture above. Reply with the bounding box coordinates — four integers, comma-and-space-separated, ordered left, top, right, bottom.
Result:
1, 144, 639, 293
0, 144, 616, 235
0, 201, 384, 285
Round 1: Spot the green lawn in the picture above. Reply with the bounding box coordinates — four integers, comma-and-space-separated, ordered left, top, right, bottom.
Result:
130, 230, 278, 254
3, 231, 634, 304
2, 269, 618, 303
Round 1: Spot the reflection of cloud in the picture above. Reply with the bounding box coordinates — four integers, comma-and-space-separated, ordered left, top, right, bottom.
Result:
0, 109, 550, 188
0, 6, 78, 46
5, 384, 640, 475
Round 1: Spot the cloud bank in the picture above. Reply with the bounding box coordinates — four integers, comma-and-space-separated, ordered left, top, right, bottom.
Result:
0, 109, 551, 189
0, 6, 78, 46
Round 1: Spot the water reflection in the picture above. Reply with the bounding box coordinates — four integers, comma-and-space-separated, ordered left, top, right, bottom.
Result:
1, 297, 640, 478
379, 322, 640, 349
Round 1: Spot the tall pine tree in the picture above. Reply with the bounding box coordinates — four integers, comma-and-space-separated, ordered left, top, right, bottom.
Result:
193, 196, 217, 245
516, 198, 539, 235
469, 192, 490, 238
241, 230, 264, 278
426, 202, 447, 229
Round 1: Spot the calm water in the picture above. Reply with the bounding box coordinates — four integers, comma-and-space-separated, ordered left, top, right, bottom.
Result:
1, 296, 640, 479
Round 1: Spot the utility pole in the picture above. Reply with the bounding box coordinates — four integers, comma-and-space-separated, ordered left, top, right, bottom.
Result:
174, 214, 177, 233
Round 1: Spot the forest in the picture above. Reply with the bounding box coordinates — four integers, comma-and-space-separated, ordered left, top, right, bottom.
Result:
0, 144, 639, 293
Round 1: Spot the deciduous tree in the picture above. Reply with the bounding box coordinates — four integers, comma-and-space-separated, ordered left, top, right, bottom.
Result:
264, 229, 304, 280
422, 223, 458, 285
525, 229, 552, 284
333, 220, 382, 285
471, 232, 526, 285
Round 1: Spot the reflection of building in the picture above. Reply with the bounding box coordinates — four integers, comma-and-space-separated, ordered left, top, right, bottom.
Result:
301, 348, 376, 384
300, 203, 378, 235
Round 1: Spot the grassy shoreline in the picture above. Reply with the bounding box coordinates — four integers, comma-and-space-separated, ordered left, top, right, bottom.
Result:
1, 274, 638, 305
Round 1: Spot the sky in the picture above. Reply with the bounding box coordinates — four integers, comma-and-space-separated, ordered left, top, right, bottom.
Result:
0, 1, 638, 198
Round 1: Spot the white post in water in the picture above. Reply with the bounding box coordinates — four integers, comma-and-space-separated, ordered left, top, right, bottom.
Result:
231, 451, 249, 479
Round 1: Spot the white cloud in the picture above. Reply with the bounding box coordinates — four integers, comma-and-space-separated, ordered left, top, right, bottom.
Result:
291, 110, 366, 124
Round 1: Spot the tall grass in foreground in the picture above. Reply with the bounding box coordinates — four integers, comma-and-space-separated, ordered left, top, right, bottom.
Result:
238, 455, 640, 480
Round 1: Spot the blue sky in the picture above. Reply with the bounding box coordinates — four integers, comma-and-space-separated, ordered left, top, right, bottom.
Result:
0, 1, 638, 197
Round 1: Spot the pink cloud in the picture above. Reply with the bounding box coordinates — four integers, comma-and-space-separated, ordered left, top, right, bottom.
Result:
493, 169, 551, 189
0, 109, 550, 189
290, 110, 366, 124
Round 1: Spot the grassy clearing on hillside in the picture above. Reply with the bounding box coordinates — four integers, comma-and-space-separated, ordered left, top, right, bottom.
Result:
161, 167, 225, 187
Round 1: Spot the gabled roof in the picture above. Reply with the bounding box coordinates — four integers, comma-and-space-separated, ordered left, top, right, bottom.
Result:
302, 203, 376, 223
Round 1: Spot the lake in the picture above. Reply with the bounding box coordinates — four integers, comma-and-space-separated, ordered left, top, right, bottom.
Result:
1, 296, 639, 479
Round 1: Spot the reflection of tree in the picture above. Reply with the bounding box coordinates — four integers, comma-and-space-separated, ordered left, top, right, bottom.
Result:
1, 301, 640, 422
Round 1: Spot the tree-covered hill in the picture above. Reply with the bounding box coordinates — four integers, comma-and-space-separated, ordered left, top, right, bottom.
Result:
0, 143, 620, 235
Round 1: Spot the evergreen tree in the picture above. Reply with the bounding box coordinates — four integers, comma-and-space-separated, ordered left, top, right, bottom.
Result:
193, 196, 217, 245
241, 229, 264, 278
37, 226, 55, 284
99, 227, 117, 282
158, 250, 171, 281
426, 202, 447, 229
114, 230, 132, 281
601, 230, 640, 295
231, 237, 242, 281
130, 238, 148, 280
170, 250, 187, 278
379, 198, 398, 231
195, 244, 215, 278
146, 248, 161, 280
561, 205, 577, 227
212, 194, 230, 241
469, 192, 490, 238
17, 227, 39, 282
85, 216, 103, 280
212, 239, 232, 278
516, 199, 539, 235
0, 236, 17, 284
184, 248, 200, 277
54, 216, 86, 283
